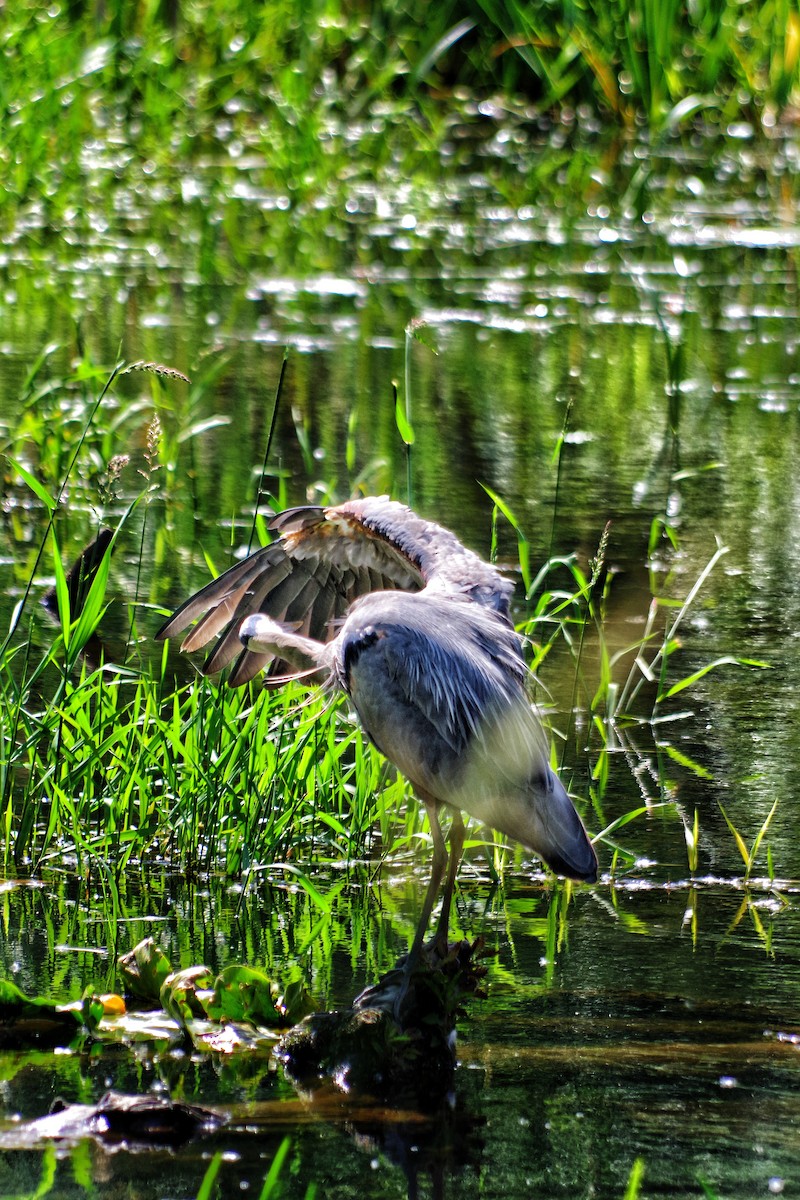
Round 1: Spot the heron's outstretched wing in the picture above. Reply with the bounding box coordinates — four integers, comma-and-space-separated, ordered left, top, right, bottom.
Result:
156, 496, 516, 685
156, 497, 429, 685
156, 496, 514, 685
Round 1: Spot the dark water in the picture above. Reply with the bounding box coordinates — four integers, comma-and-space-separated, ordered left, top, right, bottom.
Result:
3, 124, 800, 1196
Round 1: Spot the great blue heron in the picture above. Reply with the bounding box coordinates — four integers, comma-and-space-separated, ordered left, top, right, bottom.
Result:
156, 496, 597, 981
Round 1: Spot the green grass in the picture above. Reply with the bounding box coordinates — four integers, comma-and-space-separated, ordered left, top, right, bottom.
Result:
197, 1135, 318, 1200
622, 1157, 646, 1200
4, 0, 797, 145
487, 385, 772, 879
1, 639, 404, 876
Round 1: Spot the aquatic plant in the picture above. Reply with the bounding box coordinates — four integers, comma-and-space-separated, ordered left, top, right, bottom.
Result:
623, 1157, 646, 1200
0, 338, 791, 1200
5, 1, 798, 144
719, 799, 779, 883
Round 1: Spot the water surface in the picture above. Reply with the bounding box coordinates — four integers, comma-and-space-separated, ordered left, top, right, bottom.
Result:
0, 871, 796, 1198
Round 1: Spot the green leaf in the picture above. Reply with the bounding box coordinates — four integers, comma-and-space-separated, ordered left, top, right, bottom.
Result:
413, 18, 476, 82
256, 863, 335, 912
177, 415, 231, 443
76, 988, 106, 1031
748, 799, 779, 875
594, 801, 673, 843
50, 529, 71, 644
659, 656, 768, 700
33, 1144, 59, 1199
718, 803, 751, 870
6, 456, 57, 511
196, 1152, 224, 1200
160, 966, 215, 1028
479, 482, 523, 533
478, 483, 531, 592
0, 979, 85, 1047
259, 1137, 292, 1200
273, 977, 317, 1026
664, 93, 717, 132
206, 964, 283, 1027
683, 807, 700, 873
394, 388, 415, 445
70, 543, 112, 656
663, 745, 713, 779
623, 1157, 646, 1200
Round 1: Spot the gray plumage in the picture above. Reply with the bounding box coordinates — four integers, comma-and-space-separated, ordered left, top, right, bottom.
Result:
157, 496, 597, 970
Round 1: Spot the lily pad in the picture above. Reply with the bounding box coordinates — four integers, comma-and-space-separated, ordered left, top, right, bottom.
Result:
0, 980, 103, 1048
118, 938, 173, 1003
160, 966, 215, 1028
205, 964, 284, 1026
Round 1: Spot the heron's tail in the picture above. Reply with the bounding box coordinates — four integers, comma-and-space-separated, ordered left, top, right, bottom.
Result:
457, 754, 598, 883
454, 702, 598, 883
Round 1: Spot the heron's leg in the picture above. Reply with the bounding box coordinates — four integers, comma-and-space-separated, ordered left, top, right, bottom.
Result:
406, 795, 448, 972
391, 795, 449, 1023
429, 809, 465, 956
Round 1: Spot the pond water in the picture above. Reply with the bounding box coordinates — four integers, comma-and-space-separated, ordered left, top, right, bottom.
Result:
2, 119, 800, 1197
0, 867, 798, 1198
0, 871, 798, 1198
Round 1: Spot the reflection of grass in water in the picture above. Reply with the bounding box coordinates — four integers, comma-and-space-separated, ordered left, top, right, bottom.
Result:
495, 497, 765, 870
491, 376, 772, 881
3, 0, 798, 323
189, 1136, 319, 1200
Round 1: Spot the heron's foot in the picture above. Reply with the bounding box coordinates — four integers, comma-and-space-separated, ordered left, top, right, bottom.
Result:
278, 938, 490, 1102
280, 958, 481, 1101
422, 930, 459, 964
352, 938, 489, 1029
353, 957, 420, 1025
351, 961, 441, 1028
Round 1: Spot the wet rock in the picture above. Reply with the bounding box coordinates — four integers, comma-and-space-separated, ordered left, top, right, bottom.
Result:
9, 1091, 224, 1150
276, 938, 487, 1103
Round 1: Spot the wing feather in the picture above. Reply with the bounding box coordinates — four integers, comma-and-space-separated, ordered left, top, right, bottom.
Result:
156, 496, 511, 686
203, 564, 315, 675
227, 647, 275, 688
179, 579, 255, 653
155, 545, 288, 643
307, 577, 338, 642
